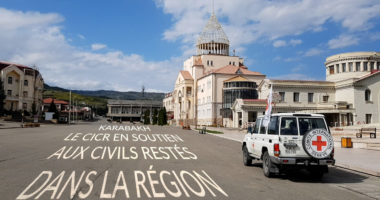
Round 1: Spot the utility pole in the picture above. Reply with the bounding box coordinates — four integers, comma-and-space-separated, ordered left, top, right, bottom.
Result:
69, 90, 71, 124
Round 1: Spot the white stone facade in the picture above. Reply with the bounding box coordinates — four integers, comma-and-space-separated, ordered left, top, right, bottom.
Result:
0, 61, 44, 114
232, 52, 380, 128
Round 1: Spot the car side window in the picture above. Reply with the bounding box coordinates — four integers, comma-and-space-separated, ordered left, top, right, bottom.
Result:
268, 116, 279, 135
259, 119, 266, 134
252, 118, 261, 134
280, 117, 298, 135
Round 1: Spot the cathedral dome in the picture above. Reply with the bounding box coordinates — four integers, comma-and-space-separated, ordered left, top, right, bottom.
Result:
196, 14, 230, 56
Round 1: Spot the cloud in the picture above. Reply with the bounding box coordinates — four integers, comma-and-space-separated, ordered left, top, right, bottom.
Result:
91, 43, 107, 50
273, 40, 287, 47
328, 34, 359, 49
273, 39, 302, 47
304, 48, 323, 56
156, 0, 380, 51
289, 39, 302, 46
0, 7, 180, 92
78, 34, 85, 40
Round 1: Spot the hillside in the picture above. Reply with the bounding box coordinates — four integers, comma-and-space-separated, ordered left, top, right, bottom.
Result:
43, 84, 165, 115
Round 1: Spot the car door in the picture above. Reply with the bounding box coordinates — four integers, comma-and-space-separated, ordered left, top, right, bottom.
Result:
253, 118, 266, 158
247, 118, 261, 157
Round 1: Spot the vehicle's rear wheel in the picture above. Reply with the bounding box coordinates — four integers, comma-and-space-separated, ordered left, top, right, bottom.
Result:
243, 145, 252, 166
262, 151, 274, 177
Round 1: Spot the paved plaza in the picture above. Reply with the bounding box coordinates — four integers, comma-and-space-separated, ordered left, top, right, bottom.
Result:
1, 120, 380, 199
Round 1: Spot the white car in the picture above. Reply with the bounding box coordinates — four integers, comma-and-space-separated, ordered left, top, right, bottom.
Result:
242, 113, 335, 178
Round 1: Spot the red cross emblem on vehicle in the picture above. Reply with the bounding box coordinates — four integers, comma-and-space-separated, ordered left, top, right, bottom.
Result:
312, 136, 327, 151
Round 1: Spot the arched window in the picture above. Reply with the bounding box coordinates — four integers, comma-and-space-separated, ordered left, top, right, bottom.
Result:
365, 89, 371, 101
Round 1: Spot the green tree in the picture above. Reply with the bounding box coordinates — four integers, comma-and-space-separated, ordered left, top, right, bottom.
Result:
144, 110, 150, 124
0, 80, 5, 115
163, 107, 167, 125
152, 109, 158, 125
48, 99, 59, 119
31, 102, 37, 115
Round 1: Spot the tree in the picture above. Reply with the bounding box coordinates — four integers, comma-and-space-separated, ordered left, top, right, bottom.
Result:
31, 102, 37, 115
152, 109, 158, 125
48, 99, 59, 119
144, 110, 150, 124
0, 80, 5, 115
157, 108, 164, 126
163, 107, 167, 125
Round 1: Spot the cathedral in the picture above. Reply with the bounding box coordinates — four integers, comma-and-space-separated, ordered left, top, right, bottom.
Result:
164, 13, 380, 129
163, 13, 265, 127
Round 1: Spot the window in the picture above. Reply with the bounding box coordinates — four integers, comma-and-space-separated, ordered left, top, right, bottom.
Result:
210, 60, 213, 66
336, 64, 340, 73
293, 92, 299, 102
366, 114, 372, 124
370, 62, 375, 70
268, 116, 279, 135
348, 62, 353, 72
23, 91, 28, 97
259, 118, 266, 134
342, 63, 346, 72
356, 62, 361, 71
364, 62, 368, 71
365, 89, 371, 101
23, 103, 27, 110
329, 66, 334, 74
232, 62, 235, 66
279, 92, 285, 102
308, 93, 314, 103
298, 118, 327, 136
323, 95, 329, 102
280, 117, 298, 135
207, 60, 209, 66
377, 62, 380, 70
7, 90, 12, 96
253, 118, 261, 134
8, 77, 12, 84
24, 80, 28, 86
229, 61, 231, 65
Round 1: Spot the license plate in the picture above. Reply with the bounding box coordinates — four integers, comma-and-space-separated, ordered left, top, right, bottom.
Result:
285, 148, 297, 154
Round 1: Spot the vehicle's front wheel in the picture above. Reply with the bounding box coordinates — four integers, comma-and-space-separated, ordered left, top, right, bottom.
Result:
262, 151, 274, 177
243, 145, 252, 166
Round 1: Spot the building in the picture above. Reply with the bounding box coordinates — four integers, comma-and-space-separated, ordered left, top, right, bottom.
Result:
232, 52, 380, 128
0, 61, 44, 114
107, 99, 162, 122
42, 98, 69, 112
163, 13, 265, 127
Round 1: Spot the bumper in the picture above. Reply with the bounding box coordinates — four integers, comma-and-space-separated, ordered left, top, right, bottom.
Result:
271, 156, 335, 166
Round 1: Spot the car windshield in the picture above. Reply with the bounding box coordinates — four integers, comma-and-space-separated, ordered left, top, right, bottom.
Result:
298, 118, 327, 135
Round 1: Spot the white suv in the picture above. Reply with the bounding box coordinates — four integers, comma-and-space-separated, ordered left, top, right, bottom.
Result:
242, 113, 335, 178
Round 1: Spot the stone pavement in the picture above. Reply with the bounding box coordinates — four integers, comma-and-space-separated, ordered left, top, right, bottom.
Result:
203, 126, 380, 177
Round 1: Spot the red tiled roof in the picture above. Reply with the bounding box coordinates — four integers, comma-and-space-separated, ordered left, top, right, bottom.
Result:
355, 70, 380, 83
212, 65, 263, 76
180, 70, 194, 80
43, 98, 69, 105
0, 61, 31, 70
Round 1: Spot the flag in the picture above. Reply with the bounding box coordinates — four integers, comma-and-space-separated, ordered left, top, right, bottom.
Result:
262, 85, 273, 127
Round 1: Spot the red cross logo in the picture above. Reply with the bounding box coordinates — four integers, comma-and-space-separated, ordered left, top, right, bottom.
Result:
312, 136, 327, 151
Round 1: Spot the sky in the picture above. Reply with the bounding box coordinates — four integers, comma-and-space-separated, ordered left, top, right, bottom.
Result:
0, 0, 380, 92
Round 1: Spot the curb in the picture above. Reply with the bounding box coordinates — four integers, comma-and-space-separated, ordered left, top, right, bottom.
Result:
334, 163, 380, 177
203, 130, 380, 177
